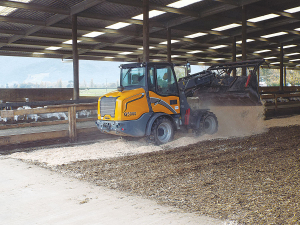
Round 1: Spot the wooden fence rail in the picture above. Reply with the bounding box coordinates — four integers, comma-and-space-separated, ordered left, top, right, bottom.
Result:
260, 93, 300, 115
259, 86, 300, 94
0, 102, 98, 146
259, 86, 300, 116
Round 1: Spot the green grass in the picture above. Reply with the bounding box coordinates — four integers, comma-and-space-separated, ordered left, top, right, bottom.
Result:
80, 88, 116, 97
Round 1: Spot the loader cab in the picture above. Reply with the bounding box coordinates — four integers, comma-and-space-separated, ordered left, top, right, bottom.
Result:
120, 62, 179, 96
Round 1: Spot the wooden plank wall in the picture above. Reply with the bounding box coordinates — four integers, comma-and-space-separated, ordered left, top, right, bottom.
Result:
0, 88, 73, 102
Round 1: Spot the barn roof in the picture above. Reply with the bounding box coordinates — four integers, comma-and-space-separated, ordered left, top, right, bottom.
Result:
0, 0, 300, 69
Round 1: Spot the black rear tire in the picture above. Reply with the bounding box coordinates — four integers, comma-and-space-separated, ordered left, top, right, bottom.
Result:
202, 112, 218, 134
151, 117, 174, 145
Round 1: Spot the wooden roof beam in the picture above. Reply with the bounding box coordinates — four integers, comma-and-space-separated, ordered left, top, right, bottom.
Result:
77, 12, 165, 28
53, 23, 140, 37
0, 15, 45, 26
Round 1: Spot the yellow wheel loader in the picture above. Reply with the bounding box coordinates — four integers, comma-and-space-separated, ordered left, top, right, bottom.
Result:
96, 60, 264, 145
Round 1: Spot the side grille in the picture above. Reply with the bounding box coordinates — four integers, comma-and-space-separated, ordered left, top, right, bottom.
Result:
100, 97, 118, 118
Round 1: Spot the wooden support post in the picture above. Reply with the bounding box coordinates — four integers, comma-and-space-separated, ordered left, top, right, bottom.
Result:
257, 66, 260, 88
242, 5, 247, 76
68, 105, 77, 142
143, 0, 149, 62
280, 43, 284, 92
274, 94, 278, 111
72, 14, 79, 100
232, 36, 236, 77
284, 66, 287, 87
167, 28, 171, 62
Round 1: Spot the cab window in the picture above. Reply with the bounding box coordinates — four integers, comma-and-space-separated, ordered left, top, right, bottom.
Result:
156, 66, 178, 96
121, 67, 145, 87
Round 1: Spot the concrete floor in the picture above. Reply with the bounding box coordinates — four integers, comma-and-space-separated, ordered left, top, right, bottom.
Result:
0, 157, 227, 225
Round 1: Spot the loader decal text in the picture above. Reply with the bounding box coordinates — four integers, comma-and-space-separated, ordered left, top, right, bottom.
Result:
124, 112, 136, 117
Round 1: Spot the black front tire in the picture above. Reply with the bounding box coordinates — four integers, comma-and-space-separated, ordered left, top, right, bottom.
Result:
151, 117, 174, 145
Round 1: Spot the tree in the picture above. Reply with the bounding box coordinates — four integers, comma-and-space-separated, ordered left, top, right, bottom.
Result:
81, 79, 87, 88
67, 80, 73, 88
90, 79, 94, 88
56, 79, 62, 88
39, 81, 46, 88
259, 68, 300, 86
260, 68, 280, 86
286, 69, 300, 86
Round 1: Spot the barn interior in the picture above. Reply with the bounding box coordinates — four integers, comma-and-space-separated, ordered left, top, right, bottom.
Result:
0, 0, 299, 139
1, 1, 300, 224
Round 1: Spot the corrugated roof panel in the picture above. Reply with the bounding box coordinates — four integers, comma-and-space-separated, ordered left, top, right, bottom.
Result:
0, 22, 33, 31
30, 0, 82, 9
95, 34, 131, 44
151, 11, 183, 23
9, 8, 55, 21
38, 27, 72, 37
151, 0, 174, 5
18, 37, 65, 45
0, 33, 13, 38
172, 17, 222, 31
258, 0, 298, 10
77, 17, 113, 29
85, 1, 141, 18
0, 37, 8, 42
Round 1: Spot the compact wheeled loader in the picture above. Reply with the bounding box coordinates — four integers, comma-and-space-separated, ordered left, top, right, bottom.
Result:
96, 59, 264, 145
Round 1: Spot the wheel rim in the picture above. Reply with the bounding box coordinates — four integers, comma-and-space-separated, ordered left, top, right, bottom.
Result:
157, 122, 172, 143
204, 116, 217, 134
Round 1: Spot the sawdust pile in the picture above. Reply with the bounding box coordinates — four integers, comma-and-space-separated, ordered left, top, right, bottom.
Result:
9, 106, 267, 166
55, 125, 300, 225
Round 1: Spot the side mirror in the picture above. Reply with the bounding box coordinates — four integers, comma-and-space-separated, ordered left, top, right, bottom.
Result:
186, 62, 191, 75
117, 85, 124, 92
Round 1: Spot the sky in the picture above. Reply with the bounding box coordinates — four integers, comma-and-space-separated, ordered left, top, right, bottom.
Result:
1, 56, 121, 87
0, 56, 205, 88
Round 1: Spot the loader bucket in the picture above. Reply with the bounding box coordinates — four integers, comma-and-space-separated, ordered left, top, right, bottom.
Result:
193, 72, 261, 106
188, 59, 265, 107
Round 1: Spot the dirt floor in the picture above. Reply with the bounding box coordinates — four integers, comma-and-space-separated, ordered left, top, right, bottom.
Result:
5, 110, 300, 225
51, 125, 300, 225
